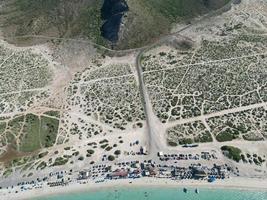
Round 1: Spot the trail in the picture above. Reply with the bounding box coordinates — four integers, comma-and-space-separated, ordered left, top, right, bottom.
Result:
166, 102, 267, 129
0, 0, 236, 157
134, 0, 235, 156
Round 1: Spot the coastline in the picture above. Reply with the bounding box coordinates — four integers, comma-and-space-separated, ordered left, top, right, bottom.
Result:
2, 177, 267, 200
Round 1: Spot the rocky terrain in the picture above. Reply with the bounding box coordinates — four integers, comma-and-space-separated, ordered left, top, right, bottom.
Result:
0, 0, 230, 49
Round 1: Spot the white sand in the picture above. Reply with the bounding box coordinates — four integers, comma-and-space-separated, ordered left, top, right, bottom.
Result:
2, 177, 267, 200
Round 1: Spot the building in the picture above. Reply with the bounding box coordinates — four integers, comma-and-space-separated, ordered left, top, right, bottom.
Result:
158, 152, 164, 157
140, 146, 148, 155
108, 169, 128, 179
78, 171, 90, 180
192, 167, 208, 179
158, 170, 172, 178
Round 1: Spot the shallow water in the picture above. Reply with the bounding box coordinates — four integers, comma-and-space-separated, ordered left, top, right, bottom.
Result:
34, 187, 267, 200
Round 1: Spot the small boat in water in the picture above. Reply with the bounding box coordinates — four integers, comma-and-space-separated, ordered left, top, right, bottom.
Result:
195, 188, 199, 194
183, 188, 187, 193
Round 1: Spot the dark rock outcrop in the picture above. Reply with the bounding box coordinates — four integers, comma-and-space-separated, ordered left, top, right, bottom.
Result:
100, 0, 129, 42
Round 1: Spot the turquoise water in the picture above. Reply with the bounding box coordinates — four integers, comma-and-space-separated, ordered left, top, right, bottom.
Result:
34, 187, 267, 200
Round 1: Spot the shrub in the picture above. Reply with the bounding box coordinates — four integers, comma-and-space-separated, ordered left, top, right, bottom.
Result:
101, 144, 109, 149
53, 157, 68, 166
87, 149, 95, 154
114, 150, 121, 155
221, 146, 242, 162
108, 155, 115, 161
216, 128, 239, 142
179, 138, 193, 145
78, 156, 84, 161
99, 139, 108, 144
105, 146, 112, 151
72, 151, 79, 156
253, 158, 260, 165
241, 154, 247, 163
38, 151, 48, 158
168, 141, 177, 146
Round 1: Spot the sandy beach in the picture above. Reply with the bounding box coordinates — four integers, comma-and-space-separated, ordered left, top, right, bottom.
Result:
1, 176, 267, 200
0, 1, 267, 200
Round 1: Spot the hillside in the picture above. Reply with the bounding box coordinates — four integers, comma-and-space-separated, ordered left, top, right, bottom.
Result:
0, 0, 230, 49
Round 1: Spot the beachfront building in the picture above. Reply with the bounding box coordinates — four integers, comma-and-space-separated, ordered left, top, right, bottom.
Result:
140, 146, 148, 155
171, 168, 187, 179
158, 169, 172, 178
192, 166, 208, 179
78, 171, 91, 180
107, 169, 128, 179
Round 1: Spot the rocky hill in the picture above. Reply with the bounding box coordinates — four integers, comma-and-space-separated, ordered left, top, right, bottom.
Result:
0, 0, 230, 49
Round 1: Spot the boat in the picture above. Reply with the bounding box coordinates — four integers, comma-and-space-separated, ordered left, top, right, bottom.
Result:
183, 188, 187, 193
195, 188, 199, 194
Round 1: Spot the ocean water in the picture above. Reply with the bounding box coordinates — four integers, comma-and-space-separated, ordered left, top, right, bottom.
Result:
34, 187, 267, 200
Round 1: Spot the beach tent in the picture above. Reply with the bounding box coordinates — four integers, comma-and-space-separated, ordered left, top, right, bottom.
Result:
208, 176, 216, 183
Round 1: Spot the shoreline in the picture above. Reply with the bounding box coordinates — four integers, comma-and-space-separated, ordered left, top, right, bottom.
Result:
2, 177, 267, 200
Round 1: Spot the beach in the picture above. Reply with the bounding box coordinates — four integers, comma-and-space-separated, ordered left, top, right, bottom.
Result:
35, 187, 267, 200
0, 1, 267, 200
2, 177, 267, 200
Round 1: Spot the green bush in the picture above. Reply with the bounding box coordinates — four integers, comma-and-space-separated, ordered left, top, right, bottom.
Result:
221, 146, 242, 162
168, 141, 177, 146
108, 155, 115, 161
216, 128, 239, 142
38, 151, 48, 158
114, 150, 121, 155
78, 156, 84, 161
53, 157, 68, 166
179, 138, 193, 145
100, 144, 109, 149
87, 149, 95, 154
99, 139, 108, 144
105, 146, 112, 151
